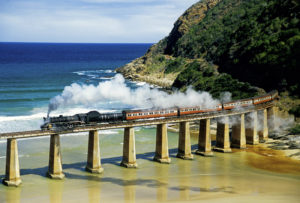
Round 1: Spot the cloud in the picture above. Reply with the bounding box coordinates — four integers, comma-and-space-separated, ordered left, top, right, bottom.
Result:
0, 0, 199, 42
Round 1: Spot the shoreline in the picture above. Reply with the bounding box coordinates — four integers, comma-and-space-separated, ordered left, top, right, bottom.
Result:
115, 58, 176, 88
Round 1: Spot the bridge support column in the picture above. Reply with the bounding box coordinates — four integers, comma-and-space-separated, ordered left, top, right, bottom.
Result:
231, 114, 246, 149
245, 111, 259, 145
196, 119, 213, 156
267, 107, 277, 132
214, 117, 232, 153
258, 109, 268, 141
121, 127, 138, 168
3, 138, 22, 186
47, 134, 65, 179
177, 122, 193, 160
154, 123, 171, 163
86, 130, 104, 173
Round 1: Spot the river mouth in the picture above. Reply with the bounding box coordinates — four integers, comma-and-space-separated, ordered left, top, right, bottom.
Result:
0, 127, 300, 202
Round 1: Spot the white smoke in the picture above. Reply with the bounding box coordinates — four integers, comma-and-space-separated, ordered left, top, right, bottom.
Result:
220, 91, 232, 103
47, 74, 220, 116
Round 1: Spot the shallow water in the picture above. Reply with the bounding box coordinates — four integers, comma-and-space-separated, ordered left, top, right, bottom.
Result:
0, 127, 300, 203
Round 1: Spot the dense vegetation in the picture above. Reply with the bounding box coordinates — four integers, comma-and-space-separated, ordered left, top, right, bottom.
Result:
289, 124, 300, 134
173, 60, 258, 99
172, 0, 299, 96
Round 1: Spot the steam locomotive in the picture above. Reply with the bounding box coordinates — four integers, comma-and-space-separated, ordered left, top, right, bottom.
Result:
41, 90, 278, 130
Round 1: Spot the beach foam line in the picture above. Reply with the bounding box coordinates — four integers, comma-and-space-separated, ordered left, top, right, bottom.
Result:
99, 77, 113, 80
73, 69, 114, 76
0, 113, 46, 122
136, 82, 146, 86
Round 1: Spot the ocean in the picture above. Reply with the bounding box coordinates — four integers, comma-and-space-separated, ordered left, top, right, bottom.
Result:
0, 42, 152, 133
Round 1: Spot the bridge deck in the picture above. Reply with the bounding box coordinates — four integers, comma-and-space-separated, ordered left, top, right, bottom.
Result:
0, 102, 274, 139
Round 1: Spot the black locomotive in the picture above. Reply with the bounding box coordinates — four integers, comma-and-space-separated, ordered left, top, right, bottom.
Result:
41, 111, 124, 130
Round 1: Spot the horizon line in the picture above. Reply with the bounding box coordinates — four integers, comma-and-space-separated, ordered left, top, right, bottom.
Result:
0, 41, 155, 44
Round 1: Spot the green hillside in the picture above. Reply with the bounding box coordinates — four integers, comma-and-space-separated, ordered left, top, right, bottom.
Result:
117, 0, 299, 100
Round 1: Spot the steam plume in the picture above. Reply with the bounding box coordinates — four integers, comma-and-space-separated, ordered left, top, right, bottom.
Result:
47, 74, 220, 116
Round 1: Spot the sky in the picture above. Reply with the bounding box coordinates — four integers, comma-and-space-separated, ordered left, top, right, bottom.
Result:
0, 0, 199, 43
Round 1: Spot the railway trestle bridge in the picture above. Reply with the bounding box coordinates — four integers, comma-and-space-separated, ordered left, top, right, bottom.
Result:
0, 102, 277, 186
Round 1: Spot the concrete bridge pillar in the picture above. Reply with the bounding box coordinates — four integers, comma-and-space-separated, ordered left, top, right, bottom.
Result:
86, 130, 104, 173
47, 134, 65, 179
3, 138, 22, 186
196, 119, 213, 156
231, 114, 246, 149
121, 127, 138, 168
258, 109, 268, 141
267, 106, 277, 132
177, 121, 193, 160
245, 111, 259, 145
214, 117, 232, 153
154, 123, 171, 163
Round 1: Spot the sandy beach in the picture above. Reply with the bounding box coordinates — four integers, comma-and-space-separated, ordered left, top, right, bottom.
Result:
1, 126, 300, 203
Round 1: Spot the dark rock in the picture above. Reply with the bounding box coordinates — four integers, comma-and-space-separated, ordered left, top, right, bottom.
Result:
270, 146, 288, 150
288, 142, 300, 149
289, 152, 300, 157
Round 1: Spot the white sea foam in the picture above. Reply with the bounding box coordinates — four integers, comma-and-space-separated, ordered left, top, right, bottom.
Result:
136, 82, 146, 86
73, 69, 114, 77
0, 113, 46, 122
99, 77, 113, 80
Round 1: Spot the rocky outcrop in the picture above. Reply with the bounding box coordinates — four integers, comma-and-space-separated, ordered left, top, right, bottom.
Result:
116, 0, 222, 88
164, 0, 222, 54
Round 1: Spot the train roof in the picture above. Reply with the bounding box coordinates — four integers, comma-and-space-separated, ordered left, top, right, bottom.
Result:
123, 107, 177, 113
223, 98, 252, 104
179, 104, 221, 109
252, 90, 278, 99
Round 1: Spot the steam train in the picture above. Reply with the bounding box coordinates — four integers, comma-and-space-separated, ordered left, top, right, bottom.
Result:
41, 90, 278, 130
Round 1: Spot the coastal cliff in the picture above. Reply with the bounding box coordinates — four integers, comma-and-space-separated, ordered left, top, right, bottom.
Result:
116, 0, 299, 101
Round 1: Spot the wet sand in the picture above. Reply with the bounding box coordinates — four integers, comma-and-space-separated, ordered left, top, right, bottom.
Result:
0, 127, 300, 202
